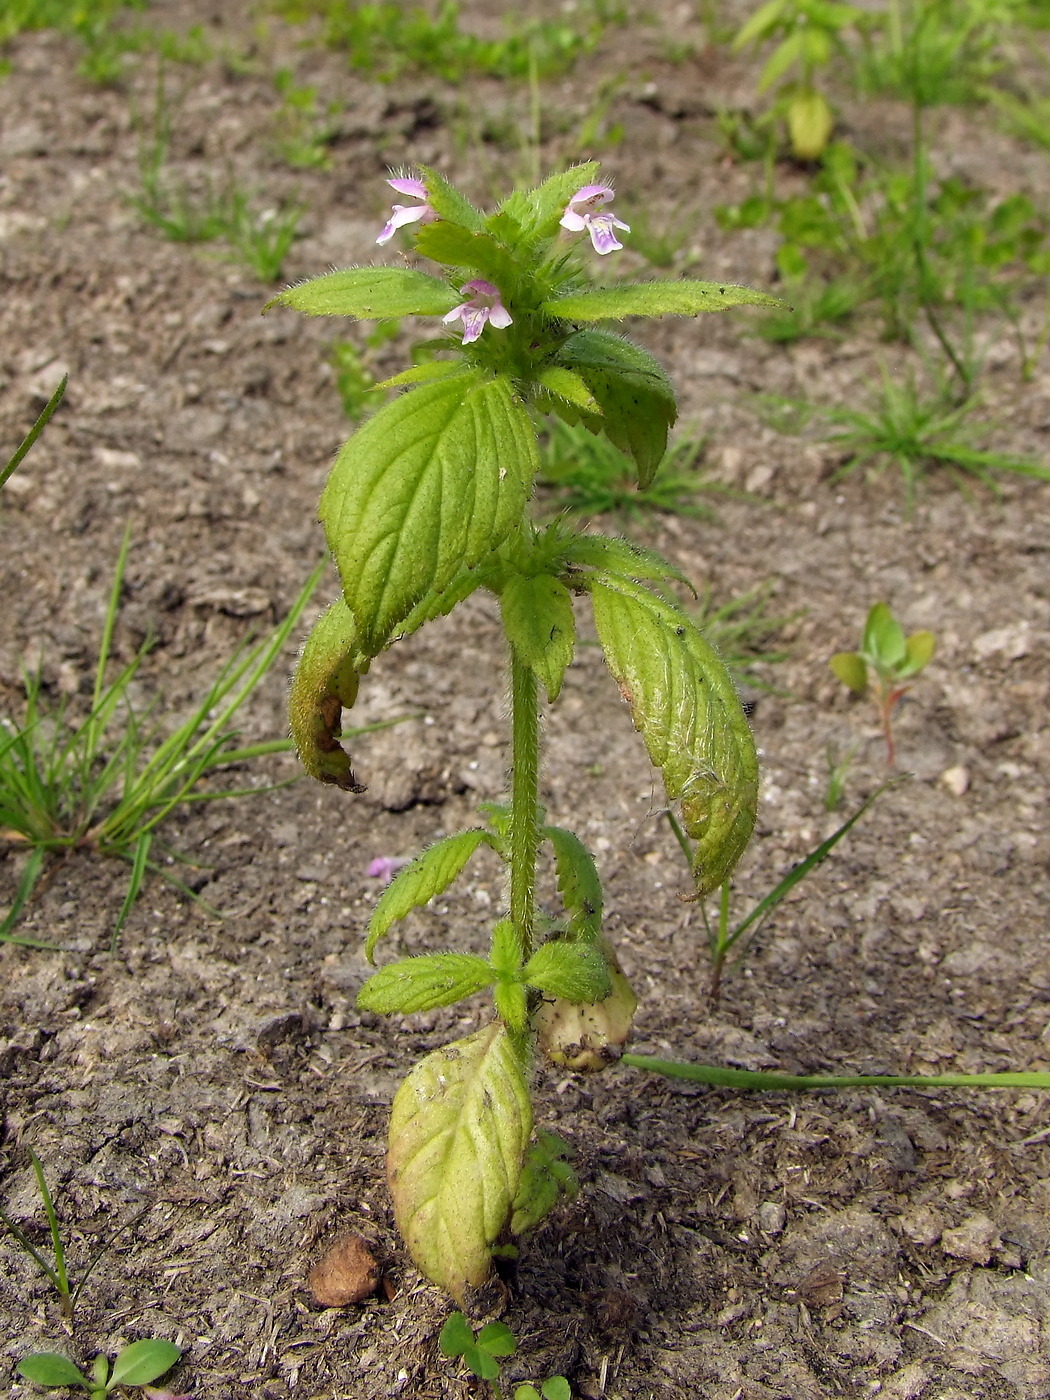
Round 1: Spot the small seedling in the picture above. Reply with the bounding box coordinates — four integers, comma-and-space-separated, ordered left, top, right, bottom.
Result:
823, 739, 859, 811
830, 602, 936, 766
0, 1149, 148, 1319
439, 1313, 570, 1399
732, 0, 865, 159
665, 786, 885, 1003
17, 1341, 182, 1399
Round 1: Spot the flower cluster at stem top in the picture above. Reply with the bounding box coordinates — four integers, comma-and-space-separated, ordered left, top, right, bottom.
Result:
374, 172, 630, 343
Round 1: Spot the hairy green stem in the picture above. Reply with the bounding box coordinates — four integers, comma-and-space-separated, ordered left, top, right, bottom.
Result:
508, 646, 540, 965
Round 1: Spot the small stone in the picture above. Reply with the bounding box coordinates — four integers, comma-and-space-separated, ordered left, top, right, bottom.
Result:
941, 1212, 1001, 1265
756, 1201, 786, 1235
899, 1203, 943, 1246
941, 765, 970, 797
308, 1233, 380, 1306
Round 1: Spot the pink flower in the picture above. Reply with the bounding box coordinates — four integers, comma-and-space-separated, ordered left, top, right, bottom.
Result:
441, 279, 513, 345
559, 184, 630, 255
376, 176, 437, 245
367, 856, 411, 884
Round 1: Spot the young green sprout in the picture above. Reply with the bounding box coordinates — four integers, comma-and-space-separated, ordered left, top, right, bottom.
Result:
439, 1313, 571, 1399
829, 602, 936, 767
16, 1341, 183, 1400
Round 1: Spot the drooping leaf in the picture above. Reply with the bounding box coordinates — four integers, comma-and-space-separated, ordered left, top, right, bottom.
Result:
500, 574, 576, 702
109, 1340, 182, 1387
321, 370, 538, 654
523, 940, 612, 1002
366, 829, 493, 962
554, 331, 678, 486
357, 952, 496, 1014
829, 650, 868, 694
499, 162, 601, 242
387, 1023, 533, 1303
510, 1130, 578, 1235
16, 1354, 92, 1387
288, 598, 367, 791
544, 281, 788, 321
267, 266, 458, 319
543, 825, 603, 939
587, 574, 758, 895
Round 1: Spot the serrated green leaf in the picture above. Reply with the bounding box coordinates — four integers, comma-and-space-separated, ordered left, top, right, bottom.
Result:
829, 650, 868, 694
561, 533, 693, 592
537, 367, 601, 414
523, 940, 612, 1002
439, 1312, 475, 1358
366, 829, 492, 962
288, 598, 367, 791
554, 331, 677, 487
862, 602, 906, 669
543, 825, 603, 939
477, 1321, 517, 1358
545, 282, 787, 321
495, 980, 529, 1030
321, 371, 538, 654
499, 162, 601, 241
500, 575, 576, 702
268, 266, 457, 319
900, 629, 936, 677
414, 222, 520, 290
372, 360, 463, 392
358, 952, 496, 1014
418, 166, 486, 232
588, 575, 758, 896
109, 1340, 182, 1387
387, 1023, 533, 1303
16, 1354, 92, 1387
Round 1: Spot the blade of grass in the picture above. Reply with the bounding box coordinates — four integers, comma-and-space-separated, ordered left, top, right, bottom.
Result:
0, 849, 67, 948
623, 1055, 1050, 1092
0, 376, 67, 491
110, 830, 152, 952
29, 1150, 69, 1310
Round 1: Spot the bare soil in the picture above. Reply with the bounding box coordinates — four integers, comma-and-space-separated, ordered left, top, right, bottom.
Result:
2, 4, 1050, 1397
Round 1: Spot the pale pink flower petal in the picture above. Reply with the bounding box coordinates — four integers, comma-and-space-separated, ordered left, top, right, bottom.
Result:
367, 856, 411, 884
442, 279, 513, 344
376, 176, 437, 245
560, 183, 630, 254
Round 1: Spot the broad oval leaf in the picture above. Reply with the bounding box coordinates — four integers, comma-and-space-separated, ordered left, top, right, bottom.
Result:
500, 574, 576, 702
862, 602, 906, 669
476, 1321, 517, 1358
554, 330, 677, 487
357, 952, 496, 1014
366, 829, 493, 962
321, 370, 539, 655
439, 1313, 475, 1358
901, 629, 936, 677
544, 281, 788, 321
109, 1340, 182, 1386
829, 650, 868, 694
267, 266, 458, 319
588, 575, 759, 896
387, 1023, 533, 1303
16, 1354, 91, 1387
288, 598, 367, 791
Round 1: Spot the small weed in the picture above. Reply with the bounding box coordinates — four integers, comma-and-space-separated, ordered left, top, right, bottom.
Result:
830, 601, 936, 766
439, 1313, 571, 1399
0, 544, 325, 947
855, 0, 1021, 107
620, 203, 698, 272
17, 1341, 182, 1398
664, 785, 886, 1004
813, 368, 1050, 501
224, 192, 303, 282
271, 67, 340, 169
823, 740, 859, 810
327, 322, 401, 421
537, 419, 716, 522
0, 1148, 148, 1318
